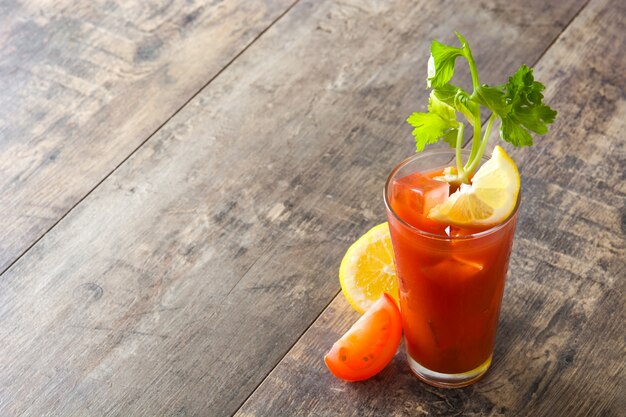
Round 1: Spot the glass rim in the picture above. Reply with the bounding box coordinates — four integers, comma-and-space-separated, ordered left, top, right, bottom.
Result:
383, 148, 521, 241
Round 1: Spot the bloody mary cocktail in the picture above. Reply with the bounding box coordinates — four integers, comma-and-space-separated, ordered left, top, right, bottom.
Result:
324, 33, 555, 387
384, 149, 519, 388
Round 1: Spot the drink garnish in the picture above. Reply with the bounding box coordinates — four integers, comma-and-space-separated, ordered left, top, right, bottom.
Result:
428, 145, 520, 227
339, 223, 398, 314
324, 294, 402, 381
407, 33, 557, 185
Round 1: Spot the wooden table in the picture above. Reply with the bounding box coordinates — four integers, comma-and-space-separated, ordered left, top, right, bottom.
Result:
1, 0, 624, 415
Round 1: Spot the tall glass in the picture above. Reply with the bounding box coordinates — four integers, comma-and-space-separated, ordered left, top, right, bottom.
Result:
384, 149, 519, 388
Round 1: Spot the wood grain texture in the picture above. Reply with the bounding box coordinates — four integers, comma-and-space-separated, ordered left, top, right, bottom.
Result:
0, 0, 589, 415
0, 0, 295, 273
235, 0, 626, 416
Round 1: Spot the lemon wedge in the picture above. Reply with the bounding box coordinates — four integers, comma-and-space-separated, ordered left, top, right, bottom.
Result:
428, 146, 520, 227
339, 223, 398, 314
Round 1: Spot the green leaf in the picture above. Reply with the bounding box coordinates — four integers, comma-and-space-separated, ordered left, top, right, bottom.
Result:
432, 83, 459, 106
433, 84, 479, 126
455, 32, 469, 48
407, 92, 458, 151
474, 84, 509, 116
428, 90, 456, 122
442, 128, 459, 148
455, 92, 480, 126
427, 40, 464, 88
500, 117, 534, 146
499, 65, 557, 146
407, 113, 445, 151
510, 104, 557, 134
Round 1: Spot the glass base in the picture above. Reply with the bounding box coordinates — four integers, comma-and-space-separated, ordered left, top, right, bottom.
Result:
407, 353, 492, 388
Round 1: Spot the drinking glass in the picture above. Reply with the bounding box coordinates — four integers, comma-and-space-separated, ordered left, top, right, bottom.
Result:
384, 148, 519, 388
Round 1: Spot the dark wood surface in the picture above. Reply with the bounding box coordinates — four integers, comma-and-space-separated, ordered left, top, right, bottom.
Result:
0, 0, 623, 416
0, 0, 295, 273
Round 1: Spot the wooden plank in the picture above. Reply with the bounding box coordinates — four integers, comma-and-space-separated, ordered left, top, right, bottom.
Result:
0, 0, 295, 273
0, 0, 588, 415
234, 0, 626, 416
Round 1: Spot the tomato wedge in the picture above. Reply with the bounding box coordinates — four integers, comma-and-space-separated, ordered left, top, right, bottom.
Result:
324, 293, 402, 381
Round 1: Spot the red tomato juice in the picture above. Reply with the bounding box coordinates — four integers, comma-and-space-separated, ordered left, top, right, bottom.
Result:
386, 169, 518, 375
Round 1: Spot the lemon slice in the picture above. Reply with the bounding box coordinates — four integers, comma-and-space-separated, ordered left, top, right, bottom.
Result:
339, 223, 398, 314
428, 146, 520, 227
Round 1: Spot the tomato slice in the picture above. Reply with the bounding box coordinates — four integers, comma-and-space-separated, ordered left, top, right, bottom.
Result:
324, 293, 402, 381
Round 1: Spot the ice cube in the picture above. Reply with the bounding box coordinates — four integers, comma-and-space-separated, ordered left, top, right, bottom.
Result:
421, 256, 484, 282
392, 172, 449, 215
450, 226, 473, 237
391, 172, 449, 233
